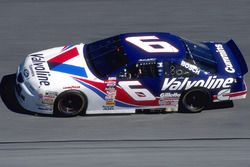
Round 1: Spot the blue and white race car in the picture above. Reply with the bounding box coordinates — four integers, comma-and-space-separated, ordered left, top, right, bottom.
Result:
15, 32, 248, 116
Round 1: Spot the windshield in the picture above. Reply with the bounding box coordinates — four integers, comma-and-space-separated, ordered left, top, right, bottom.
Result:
85, 36, 128, 78
183, 39, 217, 73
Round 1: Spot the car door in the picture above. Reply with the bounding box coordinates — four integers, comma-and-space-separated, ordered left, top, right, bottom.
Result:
159, 61, 200, 108
115, 60, 165, 108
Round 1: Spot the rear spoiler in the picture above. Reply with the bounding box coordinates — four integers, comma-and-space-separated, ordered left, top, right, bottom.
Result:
226, 40, 248, 75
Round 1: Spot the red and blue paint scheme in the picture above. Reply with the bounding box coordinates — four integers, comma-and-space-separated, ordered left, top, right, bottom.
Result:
48, 46, 87, 78
15, 32, 248, 115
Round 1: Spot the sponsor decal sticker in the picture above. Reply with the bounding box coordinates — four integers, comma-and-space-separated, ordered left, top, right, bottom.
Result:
159, 93, 180, 106
215, 44, 235, 73
42, 98, 54, 105
23, 69, 30, 78
42, 91, 58, 105
103, 77, 117, 110
161, 76, 234, 91
217, 89, 231, 101
30, 54, 51, 86
63, 86, 80, 89
180, 60, 200, 75
214, 89, 247, 101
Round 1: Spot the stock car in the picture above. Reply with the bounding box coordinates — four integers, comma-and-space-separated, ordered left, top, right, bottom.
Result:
15, 32, 248, 116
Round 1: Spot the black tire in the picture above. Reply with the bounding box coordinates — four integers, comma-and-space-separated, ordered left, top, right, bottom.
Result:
179, 88, 211, 113
54, 90, 87, 117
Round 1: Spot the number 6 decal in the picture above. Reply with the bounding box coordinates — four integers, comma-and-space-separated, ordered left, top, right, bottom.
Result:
125, 36, 179, 53
119, 81, 155, 101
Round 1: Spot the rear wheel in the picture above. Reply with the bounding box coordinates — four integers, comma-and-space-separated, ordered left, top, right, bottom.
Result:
179, 88, 210, 113
54, 90, 87, 117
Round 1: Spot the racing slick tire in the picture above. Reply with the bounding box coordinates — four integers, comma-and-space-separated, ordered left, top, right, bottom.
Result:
54, 90, 87, 117
179, 88, 211, 113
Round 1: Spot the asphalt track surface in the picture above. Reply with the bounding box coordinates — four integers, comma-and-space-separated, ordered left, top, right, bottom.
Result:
0, 0, 250, 167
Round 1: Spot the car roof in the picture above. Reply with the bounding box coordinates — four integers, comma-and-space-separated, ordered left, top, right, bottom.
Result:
119, 32, 186, 65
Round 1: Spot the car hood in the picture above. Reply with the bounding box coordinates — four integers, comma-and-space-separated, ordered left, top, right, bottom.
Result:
19, 43, 96, 90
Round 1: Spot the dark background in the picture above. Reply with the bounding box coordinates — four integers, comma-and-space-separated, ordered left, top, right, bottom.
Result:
0, 0, 250, 166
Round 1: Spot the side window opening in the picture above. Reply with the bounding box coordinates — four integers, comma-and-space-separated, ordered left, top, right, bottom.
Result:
184, 52, 215, 74
85, 35, 128, 79
118, 60, 163, 79
182, 39, 217, 74
137, 61, 158, 78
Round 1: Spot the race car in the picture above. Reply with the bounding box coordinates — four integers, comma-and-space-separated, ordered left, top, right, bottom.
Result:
15, 32, 248, 116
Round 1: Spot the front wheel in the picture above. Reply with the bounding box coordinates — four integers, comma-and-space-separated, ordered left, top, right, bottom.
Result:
179, 88, 211, 113
54, 90, 87, 117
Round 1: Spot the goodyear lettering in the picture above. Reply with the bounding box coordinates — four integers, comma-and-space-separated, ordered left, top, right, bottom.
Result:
215, 44, 235, 73
30, 54, 50, 86
161, 76, 234, 91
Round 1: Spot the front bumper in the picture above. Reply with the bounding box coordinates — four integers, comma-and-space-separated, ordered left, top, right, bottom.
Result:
15, 66, 54, 115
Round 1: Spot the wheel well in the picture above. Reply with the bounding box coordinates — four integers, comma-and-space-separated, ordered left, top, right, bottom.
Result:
180, 87, 212, 102
179, 87, 212, 112
53, 89, 88, 116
